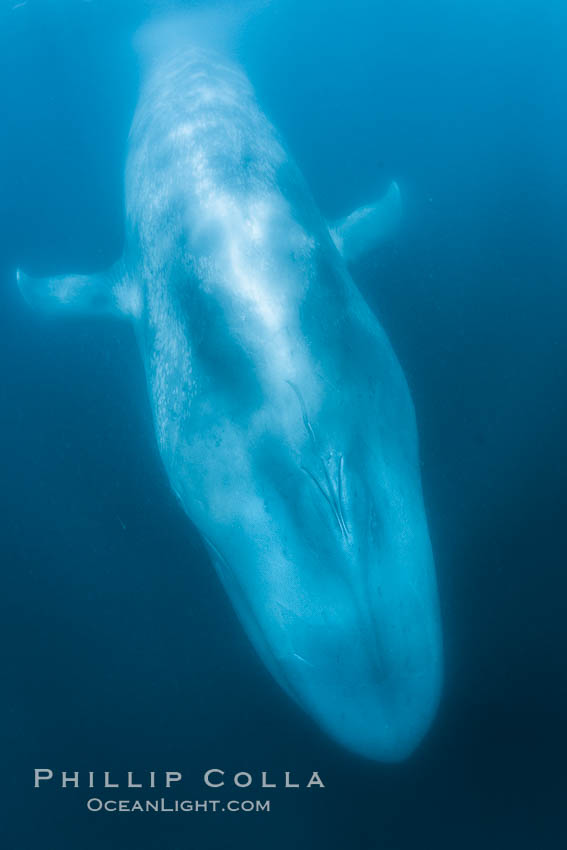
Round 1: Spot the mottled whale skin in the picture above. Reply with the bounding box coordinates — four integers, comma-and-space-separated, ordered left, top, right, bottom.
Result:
18, 16, 442, 761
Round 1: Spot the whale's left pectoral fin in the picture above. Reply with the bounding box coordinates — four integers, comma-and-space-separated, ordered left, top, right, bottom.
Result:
330, 180, 402, 264
16, 262, 139, 320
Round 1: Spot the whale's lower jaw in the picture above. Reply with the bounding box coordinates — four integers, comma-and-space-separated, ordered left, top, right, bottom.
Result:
264, 635, 442, 762
284, 657, 443, 762
206, 536, 442, 762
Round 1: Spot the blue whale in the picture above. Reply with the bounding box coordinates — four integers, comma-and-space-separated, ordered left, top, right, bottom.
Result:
18, 12, 442, 761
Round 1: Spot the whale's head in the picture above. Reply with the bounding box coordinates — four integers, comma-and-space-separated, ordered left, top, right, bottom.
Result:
190, 357, 443, 763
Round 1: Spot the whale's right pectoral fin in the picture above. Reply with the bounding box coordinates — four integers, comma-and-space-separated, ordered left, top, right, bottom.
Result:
17, 261, 141, 320
330, 180, 402, 264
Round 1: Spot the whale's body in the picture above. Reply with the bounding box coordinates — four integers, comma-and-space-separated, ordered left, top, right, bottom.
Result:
19, 16, 442, 761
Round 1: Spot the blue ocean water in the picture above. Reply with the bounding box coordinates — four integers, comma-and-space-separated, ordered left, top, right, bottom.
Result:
1, 1, 566, 847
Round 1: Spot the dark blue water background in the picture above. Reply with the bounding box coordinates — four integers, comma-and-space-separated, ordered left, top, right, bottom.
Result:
1, 1, 566, 847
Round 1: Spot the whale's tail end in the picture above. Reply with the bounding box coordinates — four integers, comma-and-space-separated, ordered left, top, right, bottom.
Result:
134, 1, 272, 64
